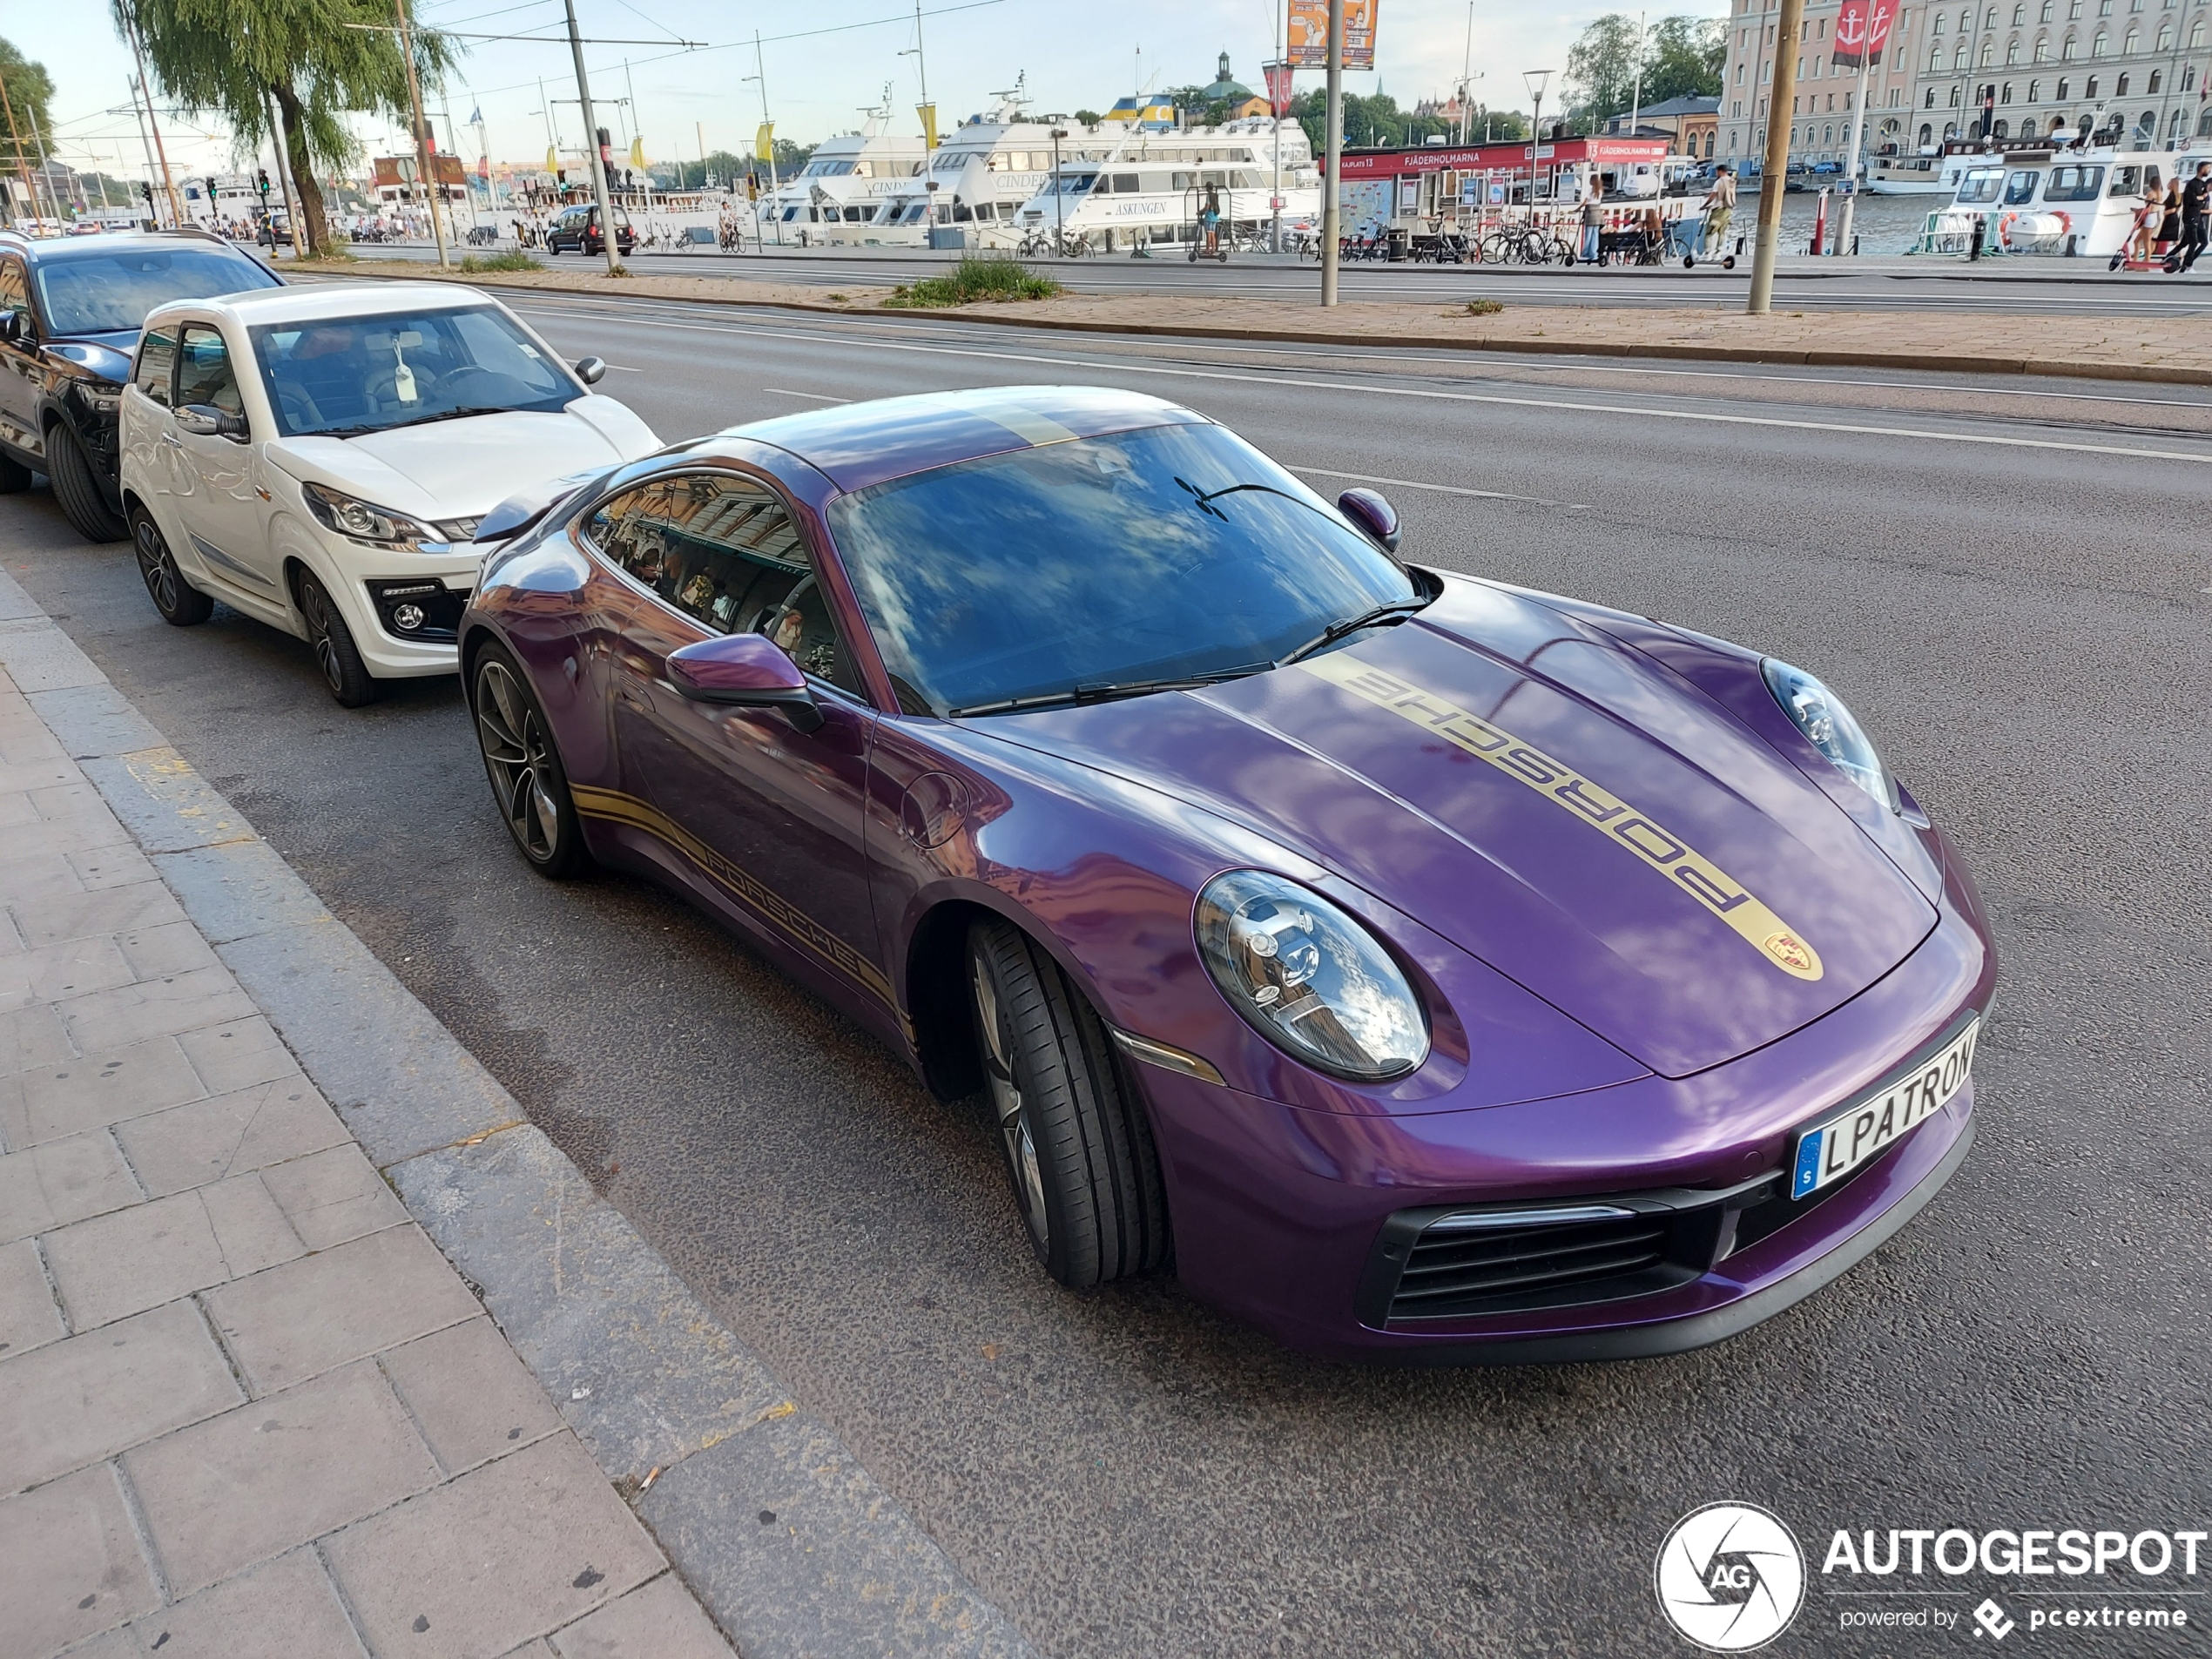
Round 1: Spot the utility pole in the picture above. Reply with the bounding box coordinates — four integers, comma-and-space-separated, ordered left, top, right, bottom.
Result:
746, 32, 779, 245
1835, 14, 1875, 256
391, 0, 451, 266
1320, 0, 1344, 306
563, 0, 624, 273
1460, 1, 1476, 144
260, 87, 300, 257
124, 18, 184, 229
1629, 11, 1646, 149
0, 71, 43, 232
1749, 0, 1808, 312
125, 78, 159, 225
905, 0, 935, 149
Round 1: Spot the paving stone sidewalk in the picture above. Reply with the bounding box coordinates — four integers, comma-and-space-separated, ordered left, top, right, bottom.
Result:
0, 655, 737, 1659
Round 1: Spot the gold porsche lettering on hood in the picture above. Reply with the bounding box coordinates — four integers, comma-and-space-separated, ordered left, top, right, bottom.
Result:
1297, 654, 1824, 981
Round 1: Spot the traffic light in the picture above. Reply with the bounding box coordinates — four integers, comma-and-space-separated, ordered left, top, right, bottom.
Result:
256, 168, 270, 198
138, 181, 152, 206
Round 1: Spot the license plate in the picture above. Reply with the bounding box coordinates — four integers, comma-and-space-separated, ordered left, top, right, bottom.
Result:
1791, 1018, 1979, 1200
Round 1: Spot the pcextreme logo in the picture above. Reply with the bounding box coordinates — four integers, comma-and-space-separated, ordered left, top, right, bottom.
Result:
1655, 1502, 1809, 1652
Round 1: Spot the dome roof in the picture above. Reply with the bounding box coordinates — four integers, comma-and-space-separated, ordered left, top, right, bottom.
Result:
1201, 51, 1253, 103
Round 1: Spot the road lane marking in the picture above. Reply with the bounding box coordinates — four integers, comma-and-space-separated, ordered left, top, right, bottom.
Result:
512, 303, 2212, 466
1286, 465, 1591, 509
761, 387, 851, 402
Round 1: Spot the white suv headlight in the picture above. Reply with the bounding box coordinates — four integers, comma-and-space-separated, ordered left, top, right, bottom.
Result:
301, 481, 445, 549
1196, 871, 1430, 1082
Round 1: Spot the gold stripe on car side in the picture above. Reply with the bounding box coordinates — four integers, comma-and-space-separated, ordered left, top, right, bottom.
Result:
569, 784, 904, 1008
1297, 653, 1824, 982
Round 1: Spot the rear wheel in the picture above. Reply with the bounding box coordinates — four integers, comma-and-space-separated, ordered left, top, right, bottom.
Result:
471, 644, 589, 877
293, 568, 377, 707
46, 425, 126, 543
967, 917, 1168, 1288
130, 509, 212, 626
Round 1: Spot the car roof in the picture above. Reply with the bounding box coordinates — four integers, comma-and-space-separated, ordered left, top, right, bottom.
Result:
144, 281, 502, 329
715, 385, 1212, 494
0, 228, 266, 266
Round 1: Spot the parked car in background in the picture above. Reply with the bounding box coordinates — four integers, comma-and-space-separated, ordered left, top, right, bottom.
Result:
119, 282, 659, 705
545, 205, 635, 257
0, 228, 280, 542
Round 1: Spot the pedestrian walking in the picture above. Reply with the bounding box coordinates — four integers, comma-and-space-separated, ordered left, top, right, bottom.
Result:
1700, 165, 1737, 260
2183, 163, 2210, 272
1580, 179, 1603, 265
2156, 179, 2182, 258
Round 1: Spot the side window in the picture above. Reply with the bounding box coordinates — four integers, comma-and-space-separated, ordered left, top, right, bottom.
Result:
0, 260, 27, 336
135, 327, 177, 408
175, 324, 242, 416
586, 473, 864, 697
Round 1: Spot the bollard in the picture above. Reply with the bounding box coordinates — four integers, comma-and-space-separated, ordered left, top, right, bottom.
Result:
1811, 186, 1829, 255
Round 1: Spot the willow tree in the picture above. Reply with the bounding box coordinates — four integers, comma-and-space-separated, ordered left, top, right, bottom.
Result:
115, 0, 454, 256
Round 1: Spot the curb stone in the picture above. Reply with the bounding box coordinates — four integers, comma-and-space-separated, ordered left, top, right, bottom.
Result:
0, 565, 1034, 1659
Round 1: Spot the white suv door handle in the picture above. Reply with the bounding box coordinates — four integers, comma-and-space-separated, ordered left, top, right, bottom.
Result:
159, 431, 183, 448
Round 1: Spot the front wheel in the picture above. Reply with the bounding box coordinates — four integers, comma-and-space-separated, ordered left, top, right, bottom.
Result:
967, 917, 1169, 1288
293, 568, 378, 706
131, 509, 213, 626
471, 644, 589, 877
47, 424, 127, 543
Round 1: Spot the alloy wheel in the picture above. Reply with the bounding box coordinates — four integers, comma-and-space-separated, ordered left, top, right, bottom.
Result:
298, 579, 344, 694
475, 659, 562, 861
134, 517, 178, 613
971, 949, 1049, 1251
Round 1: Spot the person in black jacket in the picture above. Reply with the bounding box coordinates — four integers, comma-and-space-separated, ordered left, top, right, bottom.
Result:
2182, 164, 2211, 273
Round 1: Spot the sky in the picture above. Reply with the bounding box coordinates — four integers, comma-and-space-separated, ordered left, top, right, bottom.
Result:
14, 0, 1730, 184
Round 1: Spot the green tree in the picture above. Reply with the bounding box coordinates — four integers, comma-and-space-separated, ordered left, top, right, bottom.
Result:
0, 36, 56, 176
1641, 16, 1726, 103
115, 0, 455, 256
1072, 109, 1102, 125
1566, 13, 1644, 129
1290, 88, 1460, 153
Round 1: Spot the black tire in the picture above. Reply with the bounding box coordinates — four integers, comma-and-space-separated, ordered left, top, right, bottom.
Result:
967, 917, 1168, 1288
0, 448, 29, 493
293, 568, 378, 706
46, 424, 127, 543
130, 509, 212, 626
470, 643, 590, 878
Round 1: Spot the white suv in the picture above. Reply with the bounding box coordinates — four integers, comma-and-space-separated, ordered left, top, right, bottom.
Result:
118, 282, 658, 705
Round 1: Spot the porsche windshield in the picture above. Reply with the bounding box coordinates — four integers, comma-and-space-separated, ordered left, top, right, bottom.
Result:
247, 306, 577, 439
826, 421, 1420, 716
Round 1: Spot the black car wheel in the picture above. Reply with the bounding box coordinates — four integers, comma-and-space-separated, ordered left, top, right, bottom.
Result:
471, 644, 590, 878
967, 916, 1168, 1288
293, 568, 378, 706
130, 509, 213, 626
46, 424, 127, 543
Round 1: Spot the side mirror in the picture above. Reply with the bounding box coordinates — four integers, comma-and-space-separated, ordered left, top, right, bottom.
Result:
0, 310, 22, 344
573, 355, 607, 386
667, 632, 824, 732
175, 403, 249, 442
1337, 488, 1401, 556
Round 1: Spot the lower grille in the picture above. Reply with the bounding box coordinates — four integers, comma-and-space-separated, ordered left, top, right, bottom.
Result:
1393, 1213, 1673, 1317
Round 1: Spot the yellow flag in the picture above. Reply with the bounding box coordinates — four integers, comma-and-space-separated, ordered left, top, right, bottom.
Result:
545, 145, 557, 173
754, 122, 774, 163
917, 103, 938, 150
628, 136, 645, 171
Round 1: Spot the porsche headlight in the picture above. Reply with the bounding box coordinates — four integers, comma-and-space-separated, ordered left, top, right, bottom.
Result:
1763, 658, 1897, 809
1196, 871, 1429, 1082
301, 481, 444, 549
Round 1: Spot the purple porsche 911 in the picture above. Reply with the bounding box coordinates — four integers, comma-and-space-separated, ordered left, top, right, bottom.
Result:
458, 386, 1994, 1362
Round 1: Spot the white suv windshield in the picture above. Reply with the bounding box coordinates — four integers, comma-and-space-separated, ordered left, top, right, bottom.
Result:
248, 305, 577, 438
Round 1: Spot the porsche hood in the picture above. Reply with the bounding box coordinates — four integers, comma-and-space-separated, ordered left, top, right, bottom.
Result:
980, 579, 1939, 1080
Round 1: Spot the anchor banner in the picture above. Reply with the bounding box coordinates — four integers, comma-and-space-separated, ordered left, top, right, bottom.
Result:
1831, 0, 1895, 66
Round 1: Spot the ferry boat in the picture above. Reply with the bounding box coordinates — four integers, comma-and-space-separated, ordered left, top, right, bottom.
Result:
1868, 152, 1969, 195
866, 83, 1118, 246
1015, 116, 1322, 253
752, 94, 927, 246
1909, 143, 2170, 258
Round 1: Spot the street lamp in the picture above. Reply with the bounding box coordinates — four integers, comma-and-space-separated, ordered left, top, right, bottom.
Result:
1523, 68, 1553, 141
1050, 126, 1068, 252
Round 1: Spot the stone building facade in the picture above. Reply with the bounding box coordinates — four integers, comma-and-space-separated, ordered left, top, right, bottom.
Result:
1719, 0, 2212, 167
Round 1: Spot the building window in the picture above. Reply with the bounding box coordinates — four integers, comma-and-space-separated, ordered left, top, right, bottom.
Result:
1921, 120, 1936, 141
2057, 75, 2070, 95
2195, 18, 2209, 41
2159, 22, 2175, 42
1933, 42, 1949, 64
2122, 26, 2139, 45
2116, 71, 2129, 91
1933, 10, 1946, 28
2021, 116, 2039, 134
2029, 77, 2042, 96
2188, 64, 2200, 88
2087, 72, 2099, 92
1994, 118, 2010, 135
1952, 82, 1966, 101
1959, 43, 1972, 62
2200, 107, 2212, 135
1982, 37, 1997, 57
2149, 68, 2162, 90
2063, 32, 2078, 51
2035, 33, 2051, 54
2002, 80, 2015, 99
2092, 27, 2107, 49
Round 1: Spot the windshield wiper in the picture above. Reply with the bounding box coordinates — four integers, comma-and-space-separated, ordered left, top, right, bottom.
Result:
1275, 599, 1429, 668
948, 660, 1274, 718
1175, 477, 1302, 520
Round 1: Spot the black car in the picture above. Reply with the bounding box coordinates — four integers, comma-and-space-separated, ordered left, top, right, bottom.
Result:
544, 204, 635, 257
0, 230, 281, 542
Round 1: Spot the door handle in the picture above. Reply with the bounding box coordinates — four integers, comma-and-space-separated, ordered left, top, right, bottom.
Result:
159, 431, 183, 448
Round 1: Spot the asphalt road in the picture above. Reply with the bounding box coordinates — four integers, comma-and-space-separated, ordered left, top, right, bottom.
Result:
354, 237, 2212, 315
6, 299, 2208, 1656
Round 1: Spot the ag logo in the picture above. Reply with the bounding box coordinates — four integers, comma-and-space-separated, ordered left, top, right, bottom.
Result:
1654, 1502, 1806, 1651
